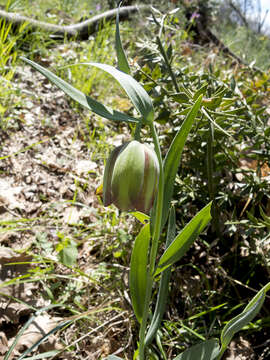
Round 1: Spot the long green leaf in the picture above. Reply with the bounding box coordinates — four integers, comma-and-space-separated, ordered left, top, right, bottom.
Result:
115, 2, 130, 74
162, 94, 203, 228
155, 202, 212, 276
131, 211, 150, 224
218, 282, 270, 359
20, 57, 138, 124
79, 62, 154, 123
129, 223, 151, 323
145, 207, 176, 346
174, 339, 220, 360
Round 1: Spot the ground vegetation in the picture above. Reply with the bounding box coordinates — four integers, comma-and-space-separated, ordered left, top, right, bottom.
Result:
0, 0, 269, 359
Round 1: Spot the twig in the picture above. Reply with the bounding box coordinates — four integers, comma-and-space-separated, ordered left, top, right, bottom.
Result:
0, 5, 150, 40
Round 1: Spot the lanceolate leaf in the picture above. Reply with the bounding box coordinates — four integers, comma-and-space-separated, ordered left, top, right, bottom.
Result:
21, 57, 138, 124
129, 223, 151, 323
145, 207, 176, 346
131, 211, 150, 224
115, 2, 130, 74
174, 339, 220, 360
162, 94, 203, 228
218, 282, 270, 359
80, 63, 154, 123
155, 202, 212, 276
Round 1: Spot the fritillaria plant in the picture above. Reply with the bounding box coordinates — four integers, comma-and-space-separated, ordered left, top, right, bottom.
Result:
21, 5, 270, 360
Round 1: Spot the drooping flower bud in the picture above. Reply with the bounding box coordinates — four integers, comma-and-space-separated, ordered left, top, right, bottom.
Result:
103, 140, 159, 214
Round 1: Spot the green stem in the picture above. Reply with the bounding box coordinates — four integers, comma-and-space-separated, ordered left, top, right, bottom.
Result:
156, 36, 180, 93
138, 272, 154, 359
206, 119, 214, 203
206, 116, 222, 240
216, 345, 226, 360
149, 122, 164, 275
138, 121, 164, 359
134, 120, 142, 141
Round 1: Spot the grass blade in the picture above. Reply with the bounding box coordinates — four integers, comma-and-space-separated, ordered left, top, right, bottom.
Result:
155, 202, 212, 276
4, 304, 64, 360
18, 350, 60, 360
218, 282, 270, 359
17, 320, 71, 360
20, 57, 138, 124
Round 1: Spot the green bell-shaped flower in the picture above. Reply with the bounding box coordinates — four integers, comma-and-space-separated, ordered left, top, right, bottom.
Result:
103, 140, 159, 214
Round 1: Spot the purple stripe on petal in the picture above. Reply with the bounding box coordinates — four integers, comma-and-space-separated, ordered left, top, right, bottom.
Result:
103, 143, 127, 206
133, 149, 149, 212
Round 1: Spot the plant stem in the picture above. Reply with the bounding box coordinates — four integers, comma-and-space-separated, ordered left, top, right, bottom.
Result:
138, 121, 164, 359
156, 36, 180, 93
148, 122, 164, 275
207, 119, 214, 203
216, 345, 226, 360
138, 272, 153, 359
206, 116, 222, 240
134, 120, 142, 141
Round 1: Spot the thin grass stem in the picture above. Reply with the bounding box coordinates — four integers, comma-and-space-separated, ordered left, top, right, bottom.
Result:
156, 36, 179, 93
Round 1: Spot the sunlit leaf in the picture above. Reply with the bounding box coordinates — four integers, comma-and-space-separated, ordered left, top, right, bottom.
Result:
129, 224, 151, 323
218, 282, 270, 358
162, 95, 203, 228
131, 211, 150, 224
171, 92, 190, 103
21, 57, 138, 124
80, 62, 154, 123
155, 202, 212, 276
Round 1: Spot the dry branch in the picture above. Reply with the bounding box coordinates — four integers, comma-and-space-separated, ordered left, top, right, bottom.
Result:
228, 0, 249, 28
0, 4, 262, 73
186, 9, 263, 74
0, 5, 150, 40
196, 20, 263, 73
196, 19, 244, 63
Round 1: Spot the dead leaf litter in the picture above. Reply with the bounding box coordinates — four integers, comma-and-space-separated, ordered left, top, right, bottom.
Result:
0, 63, 133, 358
